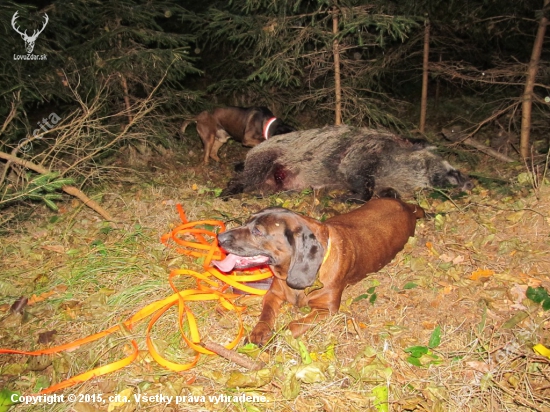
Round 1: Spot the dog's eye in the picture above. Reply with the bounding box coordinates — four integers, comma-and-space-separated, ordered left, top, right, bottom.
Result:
251, 227, 263, 237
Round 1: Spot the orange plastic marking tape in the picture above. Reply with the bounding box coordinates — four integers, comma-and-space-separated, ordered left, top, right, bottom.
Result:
0, 204, 272, 395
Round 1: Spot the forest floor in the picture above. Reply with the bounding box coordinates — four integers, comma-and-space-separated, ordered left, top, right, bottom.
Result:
1, 139, 549, 412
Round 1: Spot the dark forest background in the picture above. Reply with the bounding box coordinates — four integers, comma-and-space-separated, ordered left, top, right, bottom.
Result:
1, 0, 549, 212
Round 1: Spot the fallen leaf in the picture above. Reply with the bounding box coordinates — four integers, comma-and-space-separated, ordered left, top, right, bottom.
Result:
41, 244, 65, 254
281, 372, 301, 399
225, 368, 273, 388
28, 290, 57, 305
372, 385, 389, 412
26, 355, 52, 371
470, 269, 494, 281
295, 363, 326, 384
466, 361, 490, 373
509, 284, 528, 309
107, 388, 133, 412
502, 311, 529, 329
452, 255, 465, 265
505, 210, 525, 223
0, 313, 23, 328
533, 344, 550, 360
1, 363, 27, 375
0, 388, 21, 411
10, 297, 28, 314
38, 330, 57, 344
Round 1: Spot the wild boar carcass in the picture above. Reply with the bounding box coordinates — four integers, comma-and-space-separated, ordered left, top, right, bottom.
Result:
221, 125, 473, 200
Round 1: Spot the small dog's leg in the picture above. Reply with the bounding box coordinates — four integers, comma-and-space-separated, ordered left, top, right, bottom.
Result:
210, 131, 231, 163
196, 130, 214, 165
202, 136, 214, 164
209, 139, 224, 163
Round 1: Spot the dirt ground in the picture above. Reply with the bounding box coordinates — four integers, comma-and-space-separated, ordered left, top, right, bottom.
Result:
1, 143, 549, 412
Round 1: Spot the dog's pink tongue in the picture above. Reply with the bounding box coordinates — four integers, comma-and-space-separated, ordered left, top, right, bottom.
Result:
212, 254, 239, 272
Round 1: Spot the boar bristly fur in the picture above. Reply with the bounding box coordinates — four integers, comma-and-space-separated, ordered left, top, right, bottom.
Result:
222, 125, 472, 200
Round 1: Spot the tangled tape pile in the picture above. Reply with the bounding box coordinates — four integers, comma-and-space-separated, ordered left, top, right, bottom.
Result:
0, 204, 272, 394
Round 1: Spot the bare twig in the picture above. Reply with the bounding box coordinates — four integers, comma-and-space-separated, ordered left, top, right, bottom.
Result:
441, 127, 516, 163
0, 151, 115, 223
201, 341, 265, 371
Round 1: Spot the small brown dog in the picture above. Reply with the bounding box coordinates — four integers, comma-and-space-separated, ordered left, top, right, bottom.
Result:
214, 198, 425, 345
180, 106, 294, 164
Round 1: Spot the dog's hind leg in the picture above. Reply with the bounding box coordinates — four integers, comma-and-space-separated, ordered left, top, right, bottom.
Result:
199, 133, 215, 164
195, 112, 217, 164
210, 130, 232, 163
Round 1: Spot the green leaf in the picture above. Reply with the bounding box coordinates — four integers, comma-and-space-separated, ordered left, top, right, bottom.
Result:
369, 292, 378, 305
33, 375, 50, 393
404, 346, 429, 358
42, 197, 59, 211
542, 297, 550, 312
367, 286, 376, 294
243, 403, 262, 412
237, 343, 261, 359
353, 294, 369, 302
0, 388, 20, 411
403, 282, 418, 290
526, 286, 548, 304
99, 226, 113, 235
372, 385, 389, 412
406, 356, 423, 367
428, 325, 441, 349
297, 340, 312, 365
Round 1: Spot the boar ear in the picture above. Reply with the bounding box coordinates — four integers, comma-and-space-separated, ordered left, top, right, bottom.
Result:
286, 223, 324, 290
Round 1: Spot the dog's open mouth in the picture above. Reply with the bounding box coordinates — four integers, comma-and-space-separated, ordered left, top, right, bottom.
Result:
213, 253, 270, 273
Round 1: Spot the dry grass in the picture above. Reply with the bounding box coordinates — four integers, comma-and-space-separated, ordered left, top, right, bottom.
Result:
1, 145, 549, 412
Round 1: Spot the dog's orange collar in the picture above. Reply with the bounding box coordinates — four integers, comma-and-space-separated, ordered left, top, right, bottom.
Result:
304, 237, 331, 296
263, 117, 277, 139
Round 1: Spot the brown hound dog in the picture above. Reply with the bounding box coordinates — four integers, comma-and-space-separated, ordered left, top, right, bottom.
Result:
180, 106, 294, 164
214, 198, 425, 345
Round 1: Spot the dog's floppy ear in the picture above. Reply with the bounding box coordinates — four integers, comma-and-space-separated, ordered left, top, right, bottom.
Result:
286, 222, 324, 290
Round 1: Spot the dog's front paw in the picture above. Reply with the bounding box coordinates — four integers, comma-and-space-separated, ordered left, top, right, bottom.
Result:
248, 322, 273, 346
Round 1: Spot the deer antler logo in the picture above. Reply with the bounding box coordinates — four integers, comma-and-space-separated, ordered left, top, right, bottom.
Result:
11, 11, 49, 54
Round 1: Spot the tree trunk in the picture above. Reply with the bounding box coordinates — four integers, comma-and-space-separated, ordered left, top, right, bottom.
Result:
520, 0, 549, 159
419, 18, 430, 133
332, 8, 342, 126
118, 36, 133, 124
435, 53, 442, 109
120, 74, 133, 124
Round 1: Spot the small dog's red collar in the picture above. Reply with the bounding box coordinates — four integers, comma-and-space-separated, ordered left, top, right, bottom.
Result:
263, 117, 278, 139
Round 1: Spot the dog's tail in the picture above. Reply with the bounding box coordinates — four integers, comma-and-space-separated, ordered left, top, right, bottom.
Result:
179, 119, 195, 136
